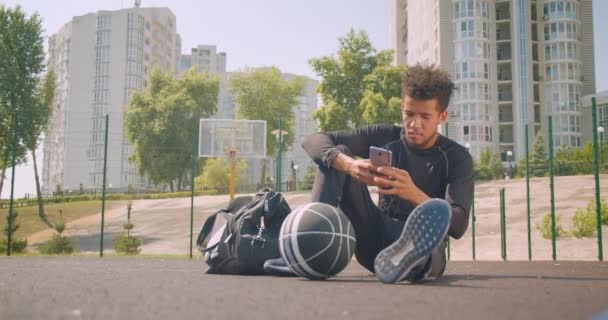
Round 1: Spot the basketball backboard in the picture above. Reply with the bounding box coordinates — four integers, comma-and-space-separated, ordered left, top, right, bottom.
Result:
199, 118, 267, 159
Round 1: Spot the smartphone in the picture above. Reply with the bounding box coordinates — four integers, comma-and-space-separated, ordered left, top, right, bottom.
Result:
369, 146, 392, 167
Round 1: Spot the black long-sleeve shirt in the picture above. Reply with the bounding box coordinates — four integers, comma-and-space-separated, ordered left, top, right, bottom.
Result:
301, 123, 474, 239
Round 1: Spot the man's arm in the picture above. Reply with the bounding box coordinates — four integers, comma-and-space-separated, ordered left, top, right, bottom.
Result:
301, 124, 401, 169
445, 153, 475, 239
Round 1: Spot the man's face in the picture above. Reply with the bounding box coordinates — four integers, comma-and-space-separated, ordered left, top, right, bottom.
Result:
401, 95, 447, 149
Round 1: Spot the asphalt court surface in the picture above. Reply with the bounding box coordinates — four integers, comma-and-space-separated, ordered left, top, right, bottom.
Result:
0, 257, 607, 320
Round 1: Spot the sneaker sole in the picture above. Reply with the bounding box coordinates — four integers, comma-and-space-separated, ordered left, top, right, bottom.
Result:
374, 198, 451, 284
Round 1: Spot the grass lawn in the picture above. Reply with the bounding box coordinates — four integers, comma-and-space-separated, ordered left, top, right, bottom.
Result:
0, 201, 123, 239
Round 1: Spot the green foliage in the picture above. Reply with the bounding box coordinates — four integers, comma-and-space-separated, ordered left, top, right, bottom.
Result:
0, 238, 27, 254
124, 67, 219, 191
1, 210, 27, 253
554, 143, 597, 176
571, 208, 596, 238
298, 165, 317, 191
3, 210, 20, 235
583, 198, 608, 225
229, 67, 305, 158
0, 5, 45, 174
38, 234, 74, 254
310, 29, 405, 131
53, 209, 65, 234
53, 222, 65, 234
38, 208, 73, 254
515, 157, 526, 178
195, 158, 248, 194
113, 235, 141, 255
517, 141, 607, 177
529, 134, 548, 177
114, 201, 141, 255
536, 212, 567, 239
474, 148, 503, 181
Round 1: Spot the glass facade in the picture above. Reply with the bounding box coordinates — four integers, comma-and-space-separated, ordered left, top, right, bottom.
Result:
452, 0, 494, 157
543, 0, 583, 148
90, 14, 112, 188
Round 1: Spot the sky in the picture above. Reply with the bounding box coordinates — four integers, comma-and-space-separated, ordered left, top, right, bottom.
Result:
1, 0, 607, 199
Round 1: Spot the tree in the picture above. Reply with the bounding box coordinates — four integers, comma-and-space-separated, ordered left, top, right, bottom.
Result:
529, 134, 548, 177
361, 61, 406, 125
474, 148, 503, 181
229, 67, 305, 186
0, 5, 45, 199
38, 209, 74, 254
195, 158, 248, 194
309, 29, 405, 131
0, 211, 27, 253
113, 201, 141, 255
23, 69, 56, 227
124, 67, 219, 191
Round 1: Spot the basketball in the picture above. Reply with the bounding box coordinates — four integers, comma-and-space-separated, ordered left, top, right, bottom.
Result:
279, 202, 356, 280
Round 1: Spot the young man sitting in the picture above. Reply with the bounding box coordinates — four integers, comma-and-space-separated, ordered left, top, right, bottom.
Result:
299, 64, 474, 283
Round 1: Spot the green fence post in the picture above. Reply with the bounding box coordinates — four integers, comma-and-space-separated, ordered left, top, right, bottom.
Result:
548, 116, 556, 261
7, 112, 18, 256
591, 97, 604, 261
465, 141, 474, 260
525, 124, 532, 260
445, 122, 450, 260
100, 114, 109, 257
276, 119, 283, 192
500, 188, 506, 261
472, 191, 476, 260
189, 116, 198, 259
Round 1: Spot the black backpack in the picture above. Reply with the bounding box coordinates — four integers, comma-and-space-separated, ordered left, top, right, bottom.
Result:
196, 189, 291, 275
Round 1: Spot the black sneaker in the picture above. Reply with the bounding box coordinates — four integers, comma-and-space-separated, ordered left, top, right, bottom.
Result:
263, 257, 296, 277
374, 198, 451, 284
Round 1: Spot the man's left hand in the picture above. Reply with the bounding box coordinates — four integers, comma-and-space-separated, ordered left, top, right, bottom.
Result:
373, 166, 431, 206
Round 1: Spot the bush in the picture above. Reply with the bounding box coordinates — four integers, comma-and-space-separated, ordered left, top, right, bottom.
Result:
113, 201, 141, 255
536, 212, 567, 239
113, 235, 141, 255
0, 239, 27, 254
38, 234, 74, 254
571, 208, 596, 238
586, 199, 608, 225
1, 211, 27, 254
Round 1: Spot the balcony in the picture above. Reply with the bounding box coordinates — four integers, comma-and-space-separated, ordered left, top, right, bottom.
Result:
497, 42, 512, 61
496, 3, 511, 21
499, 126, 514, 144
497, 64, 512, 82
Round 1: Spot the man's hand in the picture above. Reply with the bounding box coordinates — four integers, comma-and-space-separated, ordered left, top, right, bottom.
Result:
346, 159, 382, 185
331, 153, 381, 186
373, 166, 431, 206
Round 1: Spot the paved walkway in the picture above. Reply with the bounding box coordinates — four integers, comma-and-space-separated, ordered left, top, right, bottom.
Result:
1, 257, 606, 320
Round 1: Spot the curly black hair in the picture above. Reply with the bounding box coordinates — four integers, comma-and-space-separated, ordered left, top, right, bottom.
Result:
402, 64, 455, 112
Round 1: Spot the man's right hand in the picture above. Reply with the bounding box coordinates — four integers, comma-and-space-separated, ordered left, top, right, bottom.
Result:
332, 153, 381, 186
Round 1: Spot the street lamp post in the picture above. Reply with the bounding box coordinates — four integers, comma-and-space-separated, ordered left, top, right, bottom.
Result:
599, 126, 605, 166
293, 163, 300, 192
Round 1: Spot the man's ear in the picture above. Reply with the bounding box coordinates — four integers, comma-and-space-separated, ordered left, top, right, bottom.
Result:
439, 110, 448, 123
